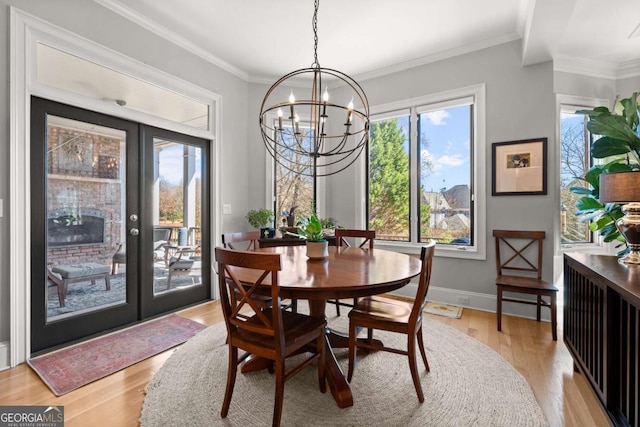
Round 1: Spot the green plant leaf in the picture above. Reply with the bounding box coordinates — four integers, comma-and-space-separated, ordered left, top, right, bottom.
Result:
576, 196, 603, 211
587, 115, 640, 143
569, 186, 593, 195
607, 162, 634, 172
590, 136, 632, 158
583, 166, 604, 188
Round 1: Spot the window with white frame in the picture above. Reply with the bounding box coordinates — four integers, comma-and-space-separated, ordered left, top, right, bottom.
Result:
367, 85, 485, 257
273, 123, 315, 225
560, 104, 594, 244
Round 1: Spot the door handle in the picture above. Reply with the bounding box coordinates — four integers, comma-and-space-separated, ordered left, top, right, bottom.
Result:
129, 228, 140, 236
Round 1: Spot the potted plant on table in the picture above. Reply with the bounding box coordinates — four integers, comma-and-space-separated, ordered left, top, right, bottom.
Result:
297, 211, 329, 259
571, 92, 640, 258
246, 208, 275, 239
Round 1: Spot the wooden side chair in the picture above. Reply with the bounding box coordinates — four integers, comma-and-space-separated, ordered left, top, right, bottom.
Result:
221, 231, 260, 251
222, 231, 296, 312
347, 240, 436, 403
493, 230, 558, 341
215, 247, 326, 427
329, 228, 376, 316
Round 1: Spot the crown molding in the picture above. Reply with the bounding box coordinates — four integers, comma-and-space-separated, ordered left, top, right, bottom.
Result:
553, 56, 618, 80
616, 58, 640, 79
554, 55, 640, 80
353, 33, 522, 83
94, 0, 249, 81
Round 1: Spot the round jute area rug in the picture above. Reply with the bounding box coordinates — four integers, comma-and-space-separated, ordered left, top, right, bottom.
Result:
140, 312, 548, 427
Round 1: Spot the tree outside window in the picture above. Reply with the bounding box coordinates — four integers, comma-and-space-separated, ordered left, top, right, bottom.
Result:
368, 97, 474, 247
560, 107, 592, 244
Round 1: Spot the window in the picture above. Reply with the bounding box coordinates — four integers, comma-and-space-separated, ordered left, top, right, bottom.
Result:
273, 125, 315, 226
557, 95, 609, 248
367, 85, 485, 257
560, 105, 593, 244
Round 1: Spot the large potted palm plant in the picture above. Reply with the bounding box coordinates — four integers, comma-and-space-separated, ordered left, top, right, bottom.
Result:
571, 92, 640, 257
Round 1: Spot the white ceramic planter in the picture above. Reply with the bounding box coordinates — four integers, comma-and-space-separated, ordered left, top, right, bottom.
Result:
306, 241, 329, 259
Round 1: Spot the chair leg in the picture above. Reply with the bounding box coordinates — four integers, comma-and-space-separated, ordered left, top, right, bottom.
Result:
273, 360, 286, 427
347, 320, 357, 382
407, 333, 425, 403
55, 284, 65, 307
536, 295, 542, 321
417, 326, 430, 372
550, 292, 558, 341
335, 299, 341, 316
496, 285, 503, 332
317, 334, 326, 393
291, 299, 298, 313
221, 346, 238, 418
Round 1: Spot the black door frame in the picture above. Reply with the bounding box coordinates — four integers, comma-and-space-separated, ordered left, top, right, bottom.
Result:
139, 125, 211, 318
30, 97, 211, 353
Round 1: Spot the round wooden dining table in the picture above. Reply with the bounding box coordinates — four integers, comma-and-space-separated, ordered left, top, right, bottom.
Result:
224, 244, 422, 408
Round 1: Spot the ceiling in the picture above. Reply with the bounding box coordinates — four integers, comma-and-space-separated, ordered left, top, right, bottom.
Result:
96, 0, 640, 82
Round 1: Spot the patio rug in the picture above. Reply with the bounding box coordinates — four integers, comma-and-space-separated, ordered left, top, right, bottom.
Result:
28, 314, 206, 396
424, 301, 463, 318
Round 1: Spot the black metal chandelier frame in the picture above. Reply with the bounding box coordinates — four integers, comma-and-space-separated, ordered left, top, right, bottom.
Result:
258, 0, 370, 178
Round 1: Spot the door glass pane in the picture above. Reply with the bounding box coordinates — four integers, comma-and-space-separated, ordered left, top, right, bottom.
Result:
153, 140, 203, 295
46, 115, 126, 321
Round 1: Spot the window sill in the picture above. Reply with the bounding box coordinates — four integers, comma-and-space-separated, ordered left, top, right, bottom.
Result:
375, 241, 486, 260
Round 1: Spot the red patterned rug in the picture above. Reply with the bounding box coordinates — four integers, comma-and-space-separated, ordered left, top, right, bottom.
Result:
28, 314, 206, 396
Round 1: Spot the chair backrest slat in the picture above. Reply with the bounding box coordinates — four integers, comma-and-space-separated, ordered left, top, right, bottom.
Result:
335, 229, 375, 249
493, 230, 545, 280
222, 231, 260, 251
215, 247, 283, 345
410, 240, 436, 325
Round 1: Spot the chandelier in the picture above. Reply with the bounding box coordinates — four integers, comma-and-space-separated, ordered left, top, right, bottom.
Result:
259, 0, 370, 178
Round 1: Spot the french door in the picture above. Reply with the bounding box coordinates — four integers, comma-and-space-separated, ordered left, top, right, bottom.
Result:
30, 97, 211, 353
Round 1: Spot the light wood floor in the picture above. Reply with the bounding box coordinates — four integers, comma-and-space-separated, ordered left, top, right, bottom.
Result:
0, 300, 610, 427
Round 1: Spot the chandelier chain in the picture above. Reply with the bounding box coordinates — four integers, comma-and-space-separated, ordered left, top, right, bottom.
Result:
312, 0, 319, 68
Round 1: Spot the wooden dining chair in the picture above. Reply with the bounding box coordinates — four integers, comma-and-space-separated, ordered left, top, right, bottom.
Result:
222, 231, 297, 312
329, 228, 376, 316
493, 230, 558, 340
215, 247, 326, 427
347, 240, 436, 403
221, 231, 260, 251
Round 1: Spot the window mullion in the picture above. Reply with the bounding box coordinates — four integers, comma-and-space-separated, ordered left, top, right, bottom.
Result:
410, 107, 419, 244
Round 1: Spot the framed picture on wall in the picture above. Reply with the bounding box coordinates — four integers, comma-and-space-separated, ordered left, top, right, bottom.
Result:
492, 137, 547, 196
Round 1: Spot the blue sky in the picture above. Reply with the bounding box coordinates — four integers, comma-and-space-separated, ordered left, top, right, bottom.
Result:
393, 105, 471, 192
158, 144, 201, 184
419, 105, 471, 192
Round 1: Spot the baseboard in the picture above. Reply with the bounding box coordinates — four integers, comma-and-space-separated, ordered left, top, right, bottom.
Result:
390, 283, 553, 322
0, 341, 10, 371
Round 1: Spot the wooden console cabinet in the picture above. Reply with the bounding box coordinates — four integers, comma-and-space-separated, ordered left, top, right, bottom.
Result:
564, 253, 640, 427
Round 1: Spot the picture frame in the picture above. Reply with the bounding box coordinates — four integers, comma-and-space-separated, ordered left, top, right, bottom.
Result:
492, 137, 547, 196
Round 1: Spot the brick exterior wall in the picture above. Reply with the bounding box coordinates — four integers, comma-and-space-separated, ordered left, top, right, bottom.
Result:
46, 125, 124, 266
